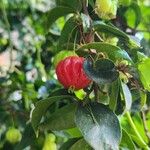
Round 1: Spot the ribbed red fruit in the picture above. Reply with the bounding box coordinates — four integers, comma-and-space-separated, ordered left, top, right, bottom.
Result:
56, 56, 91, 90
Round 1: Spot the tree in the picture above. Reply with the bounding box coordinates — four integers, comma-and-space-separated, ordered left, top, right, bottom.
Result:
0, 0, 150, 149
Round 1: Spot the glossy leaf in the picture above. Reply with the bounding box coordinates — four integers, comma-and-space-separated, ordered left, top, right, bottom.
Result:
75, 103, 121, 150
121, 82, 132, 113
94, 22, 129, 40
78, 42, 132, 62
40, 103, 77, 130
83, 58, 119, 84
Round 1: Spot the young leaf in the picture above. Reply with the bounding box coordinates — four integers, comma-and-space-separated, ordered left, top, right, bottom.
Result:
75, 103, 121, 150
83, 58, 119, 84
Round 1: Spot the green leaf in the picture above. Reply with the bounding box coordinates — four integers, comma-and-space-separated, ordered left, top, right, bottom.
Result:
75, 103, 121, 150
15, 125, 36, 150
83, 58, 119, 84
78, 42, 132, 62
40, 103, 77, 131
94, 22, 129, 40
56, 0, 82, 11
120, 128, 136, 150
70, 138, 92, 150
59, 138, 79, 150
140, 91, 147, 109
138, 58, 150, 91
58, 16, 78, 49
132, 113, 149, 143
89, 0, 95, 8
121, 113, 149, 147
121, 82, 132, 112
131, 2, 142, 28
31, 95, 73, 133
66, 127, 82, 138
109, 79, 120, 111
42, 6, 76, 32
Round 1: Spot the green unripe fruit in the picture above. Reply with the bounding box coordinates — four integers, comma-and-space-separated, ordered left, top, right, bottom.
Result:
105, 37, 118, 46
95, 0, 118, 20
42, 142, 57, 150
45, 133, 56, 143
53, 50, 77, 68
96, 0, 112, 13
6, 128, 22, 144
42, 134, 57, 150
119, 0, 131, 6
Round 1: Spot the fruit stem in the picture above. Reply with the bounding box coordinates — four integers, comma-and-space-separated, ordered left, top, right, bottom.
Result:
126, 111, 149, 150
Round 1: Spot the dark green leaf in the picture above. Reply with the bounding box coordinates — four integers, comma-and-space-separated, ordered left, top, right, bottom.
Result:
15, 125, 36, 150
56, 0, 82, 11
109, 79, 120, 111
40, 103, 77, 130
42, 6, 76, 32
70, 138, 92, 150
59, 138, 80, 150
94, 22, 129, 40
75, 103, 121, 150
78, 42, 132, 62
83, 59, 119, 84
31, 95, 73, 133
58, 16, 79, 49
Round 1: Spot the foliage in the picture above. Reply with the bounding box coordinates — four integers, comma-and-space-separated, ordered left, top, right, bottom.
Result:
0, 0, 150, 149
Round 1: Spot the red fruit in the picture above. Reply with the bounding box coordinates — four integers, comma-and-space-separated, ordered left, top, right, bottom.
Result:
56, 56, 91, 90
